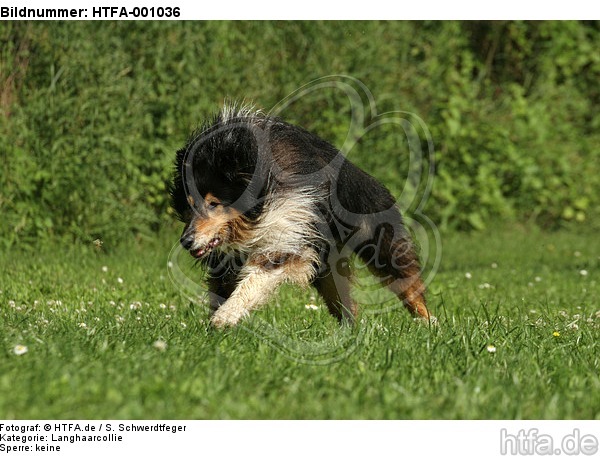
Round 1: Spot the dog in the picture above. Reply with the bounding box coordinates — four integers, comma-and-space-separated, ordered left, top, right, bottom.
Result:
170, 103, 432, 328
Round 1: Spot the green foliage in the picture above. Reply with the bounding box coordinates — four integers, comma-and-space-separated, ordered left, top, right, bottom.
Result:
1, 21, 599, 245
418, 21, 600, 230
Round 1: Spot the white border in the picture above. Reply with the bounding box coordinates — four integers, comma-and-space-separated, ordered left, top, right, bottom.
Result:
3, 0, 600, 19
1, 420, 598, 456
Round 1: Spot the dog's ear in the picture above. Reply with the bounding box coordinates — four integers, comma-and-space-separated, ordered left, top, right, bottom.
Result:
169, 147, 192, 221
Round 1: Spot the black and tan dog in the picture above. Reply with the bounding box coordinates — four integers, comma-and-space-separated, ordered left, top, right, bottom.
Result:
170, 103, 432, 328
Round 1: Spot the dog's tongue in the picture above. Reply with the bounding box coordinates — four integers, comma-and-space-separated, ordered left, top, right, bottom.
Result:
192, 248, 205, 258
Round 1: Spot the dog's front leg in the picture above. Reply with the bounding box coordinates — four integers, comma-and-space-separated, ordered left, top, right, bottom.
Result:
210, 254, 315, 328
210, 263, 283, 328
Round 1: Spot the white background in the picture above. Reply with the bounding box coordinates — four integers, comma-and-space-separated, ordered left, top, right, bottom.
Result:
2, 420, 599, 456
3, 0, 600, 19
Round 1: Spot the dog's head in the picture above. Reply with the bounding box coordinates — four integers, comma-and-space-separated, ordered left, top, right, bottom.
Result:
178, 193, 240, 259
170, 115, 268, 259
174, 165, 253, 259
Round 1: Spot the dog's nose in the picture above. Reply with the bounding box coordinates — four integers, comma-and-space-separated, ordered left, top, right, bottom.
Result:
180, 232, 195, 250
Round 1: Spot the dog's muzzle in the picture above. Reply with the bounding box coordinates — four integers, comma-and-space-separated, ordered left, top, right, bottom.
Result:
180, 229, 223, 258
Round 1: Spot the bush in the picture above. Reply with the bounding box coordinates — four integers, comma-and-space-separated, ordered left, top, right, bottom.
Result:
1, 21, 598, 247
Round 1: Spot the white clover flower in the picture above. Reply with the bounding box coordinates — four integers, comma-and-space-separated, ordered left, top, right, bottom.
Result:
78, 322, 87, 328
117, 277, 124, 284
534, 276, 542, 282
579, 270, 588, 277
101, 266, 108, 273
465, 272, 472, 279
491, 262, 498, 269
305, 303, 319, 310
153, 340, 167, 351
486, 345, 496, 353
13, 345, 28, 356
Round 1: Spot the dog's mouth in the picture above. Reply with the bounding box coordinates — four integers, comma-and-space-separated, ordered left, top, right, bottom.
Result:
190, 236, 223, 258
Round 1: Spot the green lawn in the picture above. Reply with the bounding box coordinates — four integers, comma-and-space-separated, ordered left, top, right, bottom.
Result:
1, 227, 598, 419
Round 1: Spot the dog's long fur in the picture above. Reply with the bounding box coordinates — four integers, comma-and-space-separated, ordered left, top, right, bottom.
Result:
170, 103, 432, 328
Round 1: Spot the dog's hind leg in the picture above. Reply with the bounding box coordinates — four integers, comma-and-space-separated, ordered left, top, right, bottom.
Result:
356, 220, 432, 321
313, 270, 356, 324
382, 260, 430, 321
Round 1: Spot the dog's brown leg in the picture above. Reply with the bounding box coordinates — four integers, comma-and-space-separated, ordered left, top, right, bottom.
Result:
385, 236, 431, 320
358, 224, 433, 321
383, 266, 430, 320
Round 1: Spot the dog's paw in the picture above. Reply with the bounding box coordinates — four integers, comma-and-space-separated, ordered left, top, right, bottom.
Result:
210, 305, 249, 329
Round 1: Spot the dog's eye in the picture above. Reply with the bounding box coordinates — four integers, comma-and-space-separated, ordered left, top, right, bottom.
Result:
207, 201, 221, 210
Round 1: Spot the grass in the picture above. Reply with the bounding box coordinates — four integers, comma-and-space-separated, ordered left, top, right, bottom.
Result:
1, 227, 598, 419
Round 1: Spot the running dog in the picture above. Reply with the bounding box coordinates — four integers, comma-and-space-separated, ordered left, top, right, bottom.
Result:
170, 103, 432, 328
